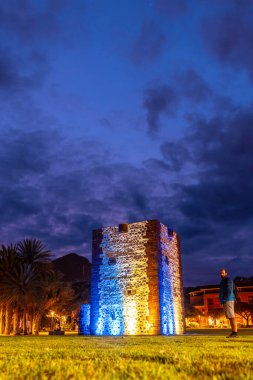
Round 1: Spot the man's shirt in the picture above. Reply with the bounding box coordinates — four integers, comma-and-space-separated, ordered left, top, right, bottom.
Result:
219, 277, 235, 304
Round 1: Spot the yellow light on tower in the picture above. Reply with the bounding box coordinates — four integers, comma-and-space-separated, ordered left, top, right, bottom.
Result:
124, 300, 137, 335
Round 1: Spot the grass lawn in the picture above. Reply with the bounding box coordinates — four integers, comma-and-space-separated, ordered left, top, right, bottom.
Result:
0, 330, 252, 379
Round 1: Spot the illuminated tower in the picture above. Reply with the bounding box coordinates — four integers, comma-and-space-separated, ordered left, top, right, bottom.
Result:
89, 219, 185, 335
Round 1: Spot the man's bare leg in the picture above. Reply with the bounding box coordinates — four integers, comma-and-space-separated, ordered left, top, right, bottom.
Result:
229, 318, 237, 333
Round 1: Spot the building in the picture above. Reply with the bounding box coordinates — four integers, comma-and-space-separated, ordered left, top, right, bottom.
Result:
79, 219, 185, 335
188, 280, 253, 327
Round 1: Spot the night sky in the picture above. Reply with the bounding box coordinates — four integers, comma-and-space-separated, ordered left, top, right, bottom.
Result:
1, 0, 253, 286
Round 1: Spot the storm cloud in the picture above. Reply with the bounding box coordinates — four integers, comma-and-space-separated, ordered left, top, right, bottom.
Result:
130, 20, 167, 65
161, 106, 253, 283
143, 84, 179, 134
202, 0, 253, 81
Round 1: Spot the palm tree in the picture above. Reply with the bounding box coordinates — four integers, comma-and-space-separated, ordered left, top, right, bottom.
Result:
17, 239, 54, 333
0, 240, 53, 335
30, 270, 74, 334
11, 263, 40, 334
17, 239, 52, 267
0, 244, 19, 335
0, 239, 75, 335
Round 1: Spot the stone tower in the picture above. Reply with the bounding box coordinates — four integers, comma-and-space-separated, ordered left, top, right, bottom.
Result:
83, 219, 185, 335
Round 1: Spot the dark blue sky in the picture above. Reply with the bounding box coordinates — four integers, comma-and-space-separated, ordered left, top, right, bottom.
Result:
1, 0, 253, 286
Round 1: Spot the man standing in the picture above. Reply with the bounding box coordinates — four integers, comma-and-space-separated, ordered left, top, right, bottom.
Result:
219, 268, 238, 338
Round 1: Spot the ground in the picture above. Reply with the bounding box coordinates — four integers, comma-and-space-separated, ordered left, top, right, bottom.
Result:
0, 330, 252, 379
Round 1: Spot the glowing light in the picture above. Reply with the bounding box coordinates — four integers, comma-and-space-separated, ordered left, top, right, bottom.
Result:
124, 300, 137, 335
208, 316, 214, 326
78, 304, 90, 335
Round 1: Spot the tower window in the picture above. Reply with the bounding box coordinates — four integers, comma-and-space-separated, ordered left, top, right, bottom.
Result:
125, 288, 136, 296
108, 257, 116, 265
119, 223, 128, 233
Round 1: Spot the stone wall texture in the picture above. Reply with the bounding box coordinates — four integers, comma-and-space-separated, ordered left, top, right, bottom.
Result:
82, 219, 184, 335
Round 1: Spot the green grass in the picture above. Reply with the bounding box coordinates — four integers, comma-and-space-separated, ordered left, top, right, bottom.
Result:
0, 331, 253, 379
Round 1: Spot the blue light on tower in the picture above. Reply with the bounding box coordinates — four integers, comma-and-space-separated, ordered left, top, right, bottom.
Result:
78, 304, 90, 335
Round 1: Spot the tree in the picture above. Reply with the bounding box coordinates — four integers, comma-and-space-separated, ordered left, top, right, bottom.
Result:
0, 239, 79, 335
0, 243, 46, 335
16, 239, 53, 334
208, 308, 224, 320
29, 269, 75, 334
17, 239, 53, 276
235, 302, 253, 327
185, 304, 200, 318
0, 244, 20, 335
